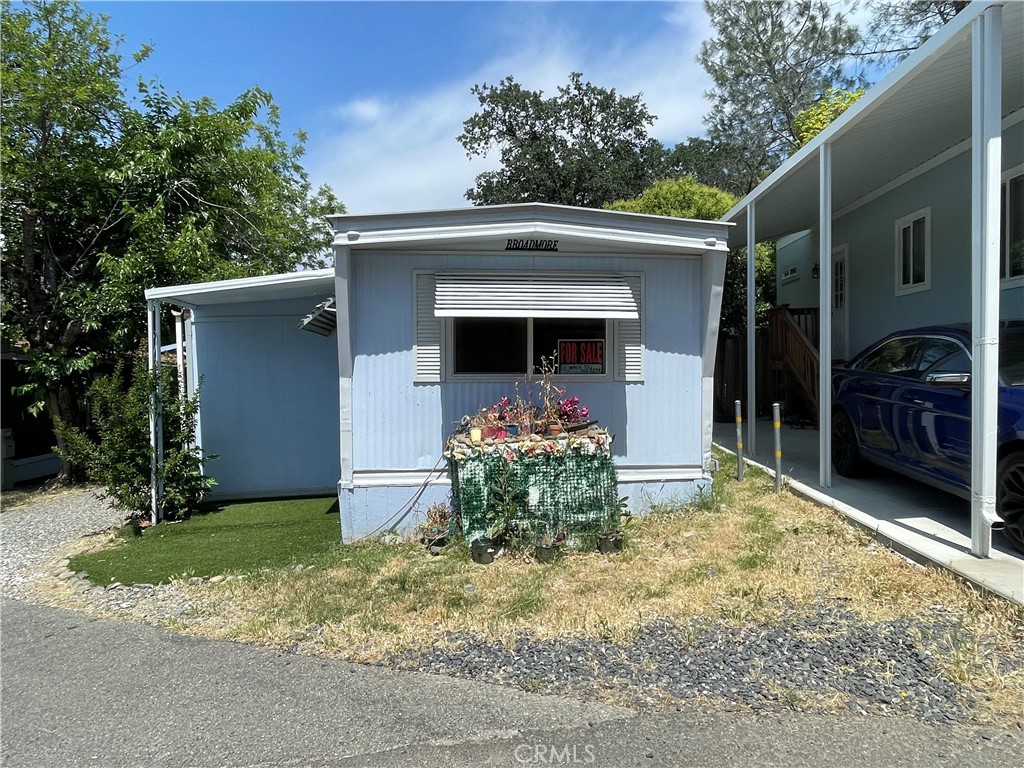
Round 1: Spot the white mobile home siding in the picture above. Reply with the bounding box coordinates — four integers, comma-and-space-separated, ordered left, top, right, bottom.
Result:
348, 251, 705, 471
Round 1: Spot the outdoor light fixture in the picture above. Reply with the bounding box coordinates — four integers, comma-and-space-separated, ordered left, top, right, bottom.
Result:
811, 263, 820, 279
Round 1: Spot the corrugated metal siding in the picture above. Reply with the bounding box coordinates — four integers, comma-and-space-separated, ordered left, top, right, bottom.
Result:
194, 295, 340, 496
351, 252, 705, 471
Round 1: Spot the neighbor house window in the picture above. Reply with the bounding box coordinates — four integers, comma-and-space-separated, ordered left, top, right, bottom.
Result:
895, 208, 931, 295
1002, 170, 1024, 282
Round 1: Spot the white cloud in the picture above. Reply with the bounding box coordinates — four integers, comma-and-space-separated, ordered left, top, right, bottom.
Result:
308, 2, 714, 215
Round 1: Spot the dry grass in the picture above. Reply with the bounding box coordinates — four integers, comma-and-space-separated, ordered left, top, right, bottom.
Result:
0, 482, 99, 512
172, 452, 1024, 724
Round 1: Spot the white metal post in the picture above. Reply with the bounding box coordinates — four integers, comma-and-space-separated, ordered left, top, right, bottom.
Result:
746, 202, 757, 456
147, 300, 163, 525
819, 143, 833, 489
970, 8, 1002, 558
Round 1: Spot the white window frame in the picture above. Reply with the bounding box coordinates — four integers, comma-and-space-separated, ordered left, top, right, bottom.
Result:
445, 317, 615, 383
414, 270, 643, 384
1001, 164, 1024, 289
894, 207, 932, 296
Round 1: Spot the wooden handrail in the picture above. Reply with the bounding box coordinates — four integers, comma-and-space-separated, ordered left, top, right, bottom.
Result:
768, 306, 819, 412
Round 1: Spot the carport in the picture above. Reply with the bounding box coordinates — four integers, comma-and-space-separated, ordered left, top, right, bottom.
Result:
713, 422, 1024, 605
723, 1, 1023, 558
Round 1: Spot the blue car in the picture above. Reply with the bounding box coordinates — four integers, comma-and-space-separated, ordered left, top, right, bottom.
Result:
831, 322, 1024, 552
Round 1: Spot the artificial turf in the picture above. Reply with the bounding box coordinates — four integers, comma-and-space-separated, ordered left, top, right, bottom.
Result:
70, 497, 341, 585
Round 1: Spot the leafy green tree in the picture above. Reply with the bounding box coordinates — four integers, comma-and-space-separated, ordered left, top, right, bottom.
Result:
1, 1, 342, 482
662, 137, 771, 198
56, 350, 213, 521
699, 0, 861, 171
458, 72, 667, 208
605, 178, 775, 338
792, 87, 865, 151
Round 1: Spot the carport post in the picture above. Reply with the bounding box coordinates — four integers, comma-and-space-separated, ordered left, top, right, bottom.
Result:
818, 143, 833, 489
746, 201, 757, 456
969, 7, 1002, 558
147, 299, 164, 525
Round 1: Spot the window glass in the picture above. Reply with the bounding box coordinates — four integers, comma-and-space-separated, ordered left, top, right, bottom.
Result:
896, 211, 929, 291
916, 338, 964, 372
1005, 174, 1024, 279
856, 337, 922, 376
453, 318, 527, 375
533, 319, 606, 375
1000, 331, 1024, 386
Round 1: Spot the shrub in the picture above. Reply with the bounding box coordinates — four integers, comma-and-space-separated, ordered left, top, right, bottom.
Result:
56, 349, 215, 521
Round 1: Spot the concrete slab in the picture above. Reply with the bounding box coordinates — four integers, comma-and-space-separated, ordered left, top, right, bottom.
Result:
712, 421, 1024, 606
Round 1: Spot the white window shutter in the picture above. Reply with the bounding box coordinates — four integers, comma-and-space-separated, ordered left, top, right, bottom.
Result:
615, 274, 643, 381
414, 273, 443, 383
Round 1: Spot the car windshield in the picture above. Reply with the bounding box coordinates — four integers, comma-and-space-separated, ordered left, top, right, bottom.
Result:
1001, 331, 1024, 386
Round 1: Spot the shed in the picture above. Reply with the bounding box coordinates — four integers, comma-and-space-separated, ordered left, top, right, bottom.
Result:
146, 204, 732, 540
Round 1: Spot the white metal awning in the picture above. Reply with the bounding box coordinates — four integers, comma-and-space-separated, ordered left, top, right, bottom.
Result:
433, 272, 639, 319
299, 297, 337, 336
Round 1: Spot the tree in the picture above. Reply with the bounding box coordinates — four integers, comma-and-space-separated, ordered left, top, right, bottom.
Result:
661, 137, 769, 198
604, 176, 737, 221
859, 1, 969, 65
792, 87, 865, 151
699, 0, 861, 172
1, 1, 342, 482
605, 177, 775, 338
458, 72, 667, 208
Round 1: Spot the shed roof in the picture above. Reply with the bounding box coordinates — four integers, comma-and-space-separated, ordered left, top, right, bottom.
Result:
725, 0, 1024, 241
144, 268, 334, 307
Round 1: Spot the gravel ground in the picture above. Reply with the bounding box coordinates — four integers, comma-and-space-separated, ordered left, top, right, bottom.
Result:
0, 487, 126, 596
392, 607, 996, 723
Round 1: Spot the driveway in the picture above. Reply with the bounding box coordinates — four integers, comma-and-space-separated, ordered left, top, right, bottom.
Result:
2, 599, 1019, 768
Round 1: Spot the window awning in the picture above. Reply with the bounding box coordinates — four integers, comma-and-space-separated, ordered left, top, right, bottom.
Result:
299, 297, 337, 336
433, 272, 639, 319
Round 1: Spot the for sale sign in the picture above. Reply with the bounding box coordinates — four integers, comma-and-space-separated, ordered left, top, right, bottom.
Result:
558, 339, 604, 375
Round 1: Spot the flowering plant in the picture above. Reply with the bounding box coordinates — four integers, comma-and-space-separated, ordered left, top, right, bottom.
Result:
470, 396, 510, 428
558, 395, 589, 424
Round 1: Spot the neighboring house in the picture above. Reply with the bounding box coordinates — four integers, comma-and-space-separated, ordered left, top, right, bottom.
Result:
723, 0, 1023, 556
146, 204, 732, 540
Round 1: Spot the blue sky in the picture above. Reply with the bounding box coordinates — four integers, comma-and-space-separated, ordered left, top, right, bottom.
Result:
89, 1, 720, 214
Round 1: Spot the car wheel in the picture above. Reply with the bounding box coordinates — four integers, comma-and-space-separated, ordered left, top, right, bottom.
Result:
832, 409, 866, 477
997, 451, 1024, 554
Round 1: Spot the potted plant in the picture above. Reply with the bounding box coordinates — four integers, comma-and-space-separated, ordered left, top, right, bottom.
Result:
534, 527, 566, 564
536, 352, 566, 435
421, 502, 452, 554
502, 387, 536, 436
597, 497, 631, 554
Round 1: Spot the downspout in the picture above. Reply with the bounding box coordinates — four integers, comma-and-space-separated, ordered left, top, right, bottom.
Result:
171, 308, 186, 401
147, 299, 164, 525
819, 143, 833, 489
970, 7, 1003, 558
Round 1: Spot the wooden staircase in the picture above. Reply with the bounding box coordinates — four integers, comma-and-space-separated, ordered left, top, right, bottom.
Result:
767, 306, 820, 425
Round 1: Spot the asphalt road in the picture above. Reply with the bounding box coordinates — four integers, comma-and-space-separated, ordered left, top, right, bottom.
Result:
1, 599, 1019, 768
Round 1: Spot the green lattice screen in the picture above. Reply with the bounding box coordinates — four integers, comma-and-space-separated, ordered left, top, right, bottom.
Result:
445, 433, 619, 544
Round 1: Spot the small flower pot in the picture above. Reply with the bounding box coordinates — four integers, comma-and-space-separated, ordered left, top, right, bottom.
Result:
470, 538, 497, 565
547, 423, 563, 437
423, 535, 447, 555
534, 544, 560, 564
597, 532, 624, 554
469, 427, 482, 443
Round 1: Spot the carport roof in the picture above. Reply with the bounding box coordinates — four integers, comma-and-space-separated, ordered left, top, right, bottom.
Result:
724, 0, 1024, 242
144, 268, 334, 307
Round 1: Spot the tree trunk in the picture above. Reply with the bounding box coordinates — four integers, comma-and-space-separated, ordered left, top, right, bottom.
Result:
47, 386, 85, 486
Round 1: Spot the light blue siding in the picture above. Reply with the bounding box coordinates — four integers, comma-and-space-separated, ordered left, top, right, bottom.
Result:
348, 252, 706, 472
194, 296, 339, 497
777, 122, 1024, 356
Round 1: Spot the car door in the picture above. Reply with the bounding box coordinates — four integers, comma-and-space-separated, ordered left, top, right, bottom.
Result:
846, 336, 923, 462
896, 337, 972, 489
